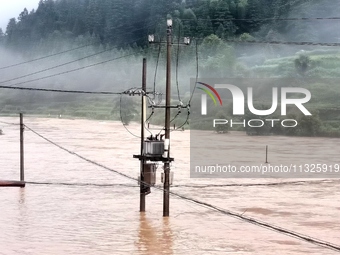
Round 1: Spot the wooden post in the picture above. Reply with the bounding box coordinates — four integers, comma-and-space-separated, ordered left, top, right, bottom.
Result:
20, 113, 24, 183
140, 58, 147, 212
265, 145, 268, 164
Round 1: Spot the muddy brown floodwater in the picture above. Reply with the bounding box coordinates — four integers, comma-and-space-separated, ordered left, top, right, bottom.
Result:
0, 117, 339, 255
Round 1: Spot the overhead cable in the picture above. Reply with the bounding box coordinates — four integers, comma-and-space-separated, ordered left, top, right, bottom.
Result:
24, 125, 340, 253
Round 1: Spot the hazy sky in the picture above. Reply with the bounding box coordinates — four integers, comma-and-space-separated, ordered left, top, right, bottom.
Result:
0, 0, 38, 32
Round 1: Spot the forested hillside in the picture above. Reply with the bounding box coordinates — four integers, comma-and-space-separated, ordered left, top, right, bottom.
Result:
1, 0, 339, 51
1, 0, 340, 137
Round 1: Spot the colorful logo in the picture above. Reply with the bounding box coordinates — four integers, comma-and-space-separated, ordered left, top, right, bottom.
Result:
197, 82, 223, 106
197, 82, 223, 115
197, 82, 312, 116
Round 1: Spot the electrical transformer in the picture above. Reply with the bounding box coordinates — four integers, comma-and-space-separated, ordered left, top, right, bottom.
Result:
143, 140, 164, 156
144, 163, 156, 186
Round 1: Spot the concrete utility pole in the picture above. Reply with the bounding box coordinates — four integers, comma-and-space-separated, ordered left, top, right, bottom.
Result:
140, 58, 147, 212
140, 18, 189, 216
163, 19, 173, 217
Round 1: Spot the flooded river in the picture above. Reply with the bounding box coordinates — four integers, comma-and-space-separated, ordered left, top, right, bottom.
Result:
0, 116, 339, 254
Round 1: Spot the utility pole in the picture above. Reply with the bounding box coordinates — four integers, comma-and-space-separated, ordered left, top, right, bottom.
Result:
163, 19, 173, 217
140, 58, 147, 212
143, 18, 189, 217
20, 113, 24, 183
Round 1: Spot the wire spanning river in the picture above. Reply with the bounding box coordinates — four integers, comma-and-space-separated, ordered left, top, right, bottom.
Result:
0, 117, 339, 255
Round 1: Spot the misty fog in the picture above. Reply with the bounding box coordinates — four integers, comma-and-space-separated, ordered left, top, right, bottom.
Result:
0, 0, 340, 128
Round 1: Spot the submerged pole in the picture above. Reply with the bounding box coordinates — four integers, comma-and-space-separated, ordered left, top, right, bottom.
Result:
163, 20, 172, 217
140, 58, 147, 212
20, 113, 24, 183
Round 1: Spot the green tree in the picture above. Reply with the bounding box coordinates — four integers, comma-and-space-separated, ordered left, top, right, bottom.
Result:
5, 18, 17, 46
245, 0, 263, 33
1, 0, 325, 53
295, 54, 312, 76
200, 34, 236, 77
0, 28, 4, 44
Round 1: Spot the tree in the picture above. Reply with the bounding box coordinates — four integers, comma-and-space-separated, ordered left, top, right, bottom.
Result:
200, 34, 236, 77
18, 8, 29, 22
212, 0, 236, 37
0, 28, 4, 44
216, 23, 225, 39
295, 54, 312, 76
245, 0, 263, 33
196, 16, 214, 38
6, 18, 17, 45
34, 0, 58, 38
182, 8, 197, 37
0, 0, 322, 52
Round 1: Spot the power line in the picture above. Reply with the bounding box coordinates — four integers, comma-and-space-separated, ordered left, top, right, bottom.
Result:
0, 43, 96, 71
198, 38, 340, 47
188, 40, 199, 105
159, 39, 198, 133
183, 17, 340, 22
0, 84, 123, 94
119, 94, 140, 138
144, 108, 154, 136
2, 52, 136, 88
172, 193, 340, 252
170, 110, 182, 124
0, 84, 158, 95
183, 0, 305, 12
153, 41, 162, 95
24, 124, 143, 184
0, 120, 19, 125
24, 125, 340, 253
24, 179, 338, 188
172, 109, 190, 131
7, 41, 336, 94
155, 108, 183, 136
1, 34, 148, 86
176, 25, 182, 102
1, 48, 113, 85
0, 47, 117, 85
25, 179, 338, 188
0, 22, 152, 71
0, 17, 340, 73
156, 109, 182, 136
231, 40, 340, 47
144, 42, 163, 137
173, 39, 198, 132
26, 181, 137, 188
